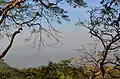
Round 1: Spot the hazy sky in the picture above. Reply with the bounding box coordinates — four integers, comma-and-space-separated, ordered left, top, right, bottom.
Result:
0, 0, 100, 68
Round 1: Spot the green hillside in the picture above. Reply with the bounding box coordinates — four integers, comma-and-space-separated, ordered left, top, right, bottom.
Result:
0, 59, 25, 79
0, 59, 120, 79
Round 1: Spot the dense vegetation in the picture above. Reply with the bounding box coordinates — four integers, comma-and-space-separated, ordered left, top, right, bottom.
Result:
0, 59, 120, 79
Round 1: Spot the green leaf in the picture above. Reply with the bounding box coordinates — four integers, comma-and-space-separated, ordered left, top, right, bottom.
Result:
0, 0, 8, 5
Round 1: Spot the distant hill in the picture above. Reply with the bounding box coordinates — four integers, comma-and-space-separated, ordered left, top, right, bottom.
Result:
0, 59, 25, 79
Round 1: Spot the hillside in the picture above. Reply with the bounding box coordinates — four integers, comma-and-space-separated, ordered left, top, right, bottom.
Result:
0, 59, 120, 79
0, 59, 24, 79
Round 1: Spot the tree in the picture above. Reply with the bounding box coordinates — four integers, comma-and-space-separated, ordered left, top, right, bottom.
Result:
77, 0, 120, 78
0, 0, 86, 59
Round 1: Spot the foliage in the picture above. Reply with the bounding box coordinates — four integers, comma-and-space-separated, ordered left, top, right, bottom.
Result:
0, 59, 120, 79
77, 0, 120, 78
0, 0, 86, 40
0, 0, 120, 79
0, 0, 87, 58
23, 60, 85, 79
0, 59, 25, 79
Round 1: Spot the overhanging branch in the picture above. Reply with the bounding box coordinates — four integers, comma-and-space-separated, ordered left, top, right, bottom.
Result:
0, 27, 23, 59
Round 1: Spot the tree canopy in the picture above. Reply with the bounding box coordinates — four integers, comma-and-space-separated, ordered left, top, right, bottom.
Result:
0, 0, 86, 58
0, 0, 120, 79
77, 0, 120, 78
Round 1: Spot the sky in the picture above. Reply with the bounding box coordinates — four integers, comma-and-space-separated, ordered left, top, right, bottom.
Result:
0, 0, 101, 68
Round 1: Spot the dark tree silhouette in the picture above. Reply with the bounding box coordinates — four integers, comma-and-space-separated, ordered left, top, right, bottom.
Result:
0, 0, 86, 58
77, 0, 120, 78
